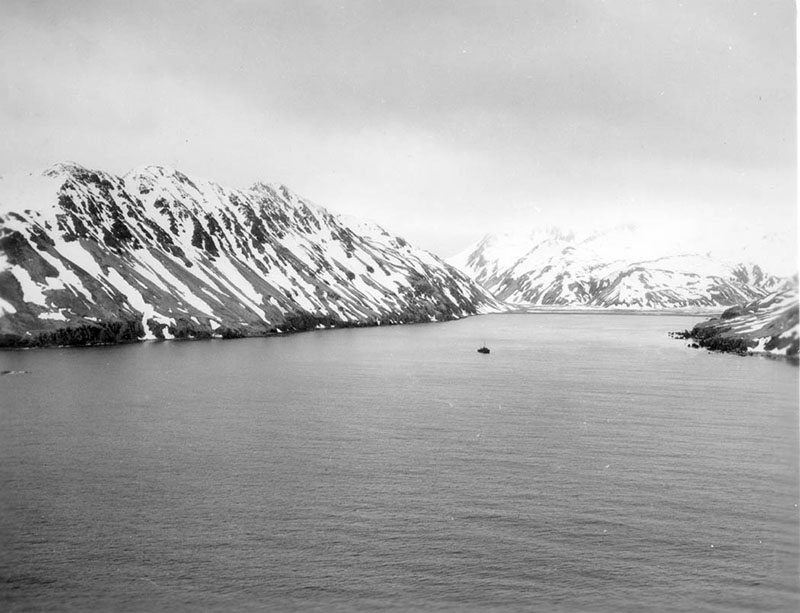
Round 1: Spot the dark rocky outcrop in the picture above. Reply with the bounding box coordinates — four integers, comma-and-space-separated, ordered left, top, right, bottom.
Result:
671, 282, 799, 360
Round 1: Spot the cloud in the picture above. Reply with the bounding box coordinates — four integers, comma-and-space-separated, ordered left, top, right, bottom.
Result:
0, 0, 795, 267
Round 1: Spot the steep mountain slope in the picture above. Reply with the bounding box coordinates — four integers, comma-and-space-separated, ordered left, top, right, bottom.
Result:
674, 282, 799, 358
0, 163, 498, 346
449, 228, 783, 309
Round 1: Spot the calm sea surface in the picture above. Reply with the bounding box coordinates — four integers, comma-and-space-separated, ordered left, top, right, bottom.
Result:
1, 314, 797, 612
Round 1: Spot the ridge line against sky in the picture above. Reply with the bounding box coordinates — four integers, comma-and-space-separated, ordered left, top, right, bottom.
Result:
1, 0, 796, 270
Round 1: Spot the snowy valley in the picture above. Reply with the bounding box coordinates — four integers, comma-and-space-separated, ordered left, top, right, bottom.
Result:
448, 227, 798, 359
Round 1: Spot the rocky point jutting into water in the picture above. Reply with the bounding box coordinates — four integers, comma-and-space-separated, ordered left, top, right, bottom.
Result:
671, 281, 799, 359
0, 163, 499, 347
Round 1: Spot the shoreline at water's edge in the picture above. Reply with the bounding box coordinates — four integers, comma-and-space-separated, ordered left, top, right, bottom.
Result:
504, 307, 717, 317
670, 329, 799, 364
2, 306, 742, 351
671, 330, 799, 364
0, 310, 489, 351
669, 324, 799, 365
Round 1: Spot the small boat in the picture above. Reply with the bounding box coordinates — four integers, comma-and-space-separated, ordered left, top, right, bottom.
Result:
477, 346, 490, 354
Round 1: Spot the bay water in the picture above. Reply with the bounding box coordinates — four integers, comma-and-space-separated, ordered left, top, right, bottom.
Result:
1, 314, 797, 611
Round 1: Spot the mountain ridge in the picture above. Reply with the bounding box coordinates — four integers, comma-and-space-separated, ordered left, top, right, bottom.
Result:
0, 162, 500, 347
449, 228, 785, 310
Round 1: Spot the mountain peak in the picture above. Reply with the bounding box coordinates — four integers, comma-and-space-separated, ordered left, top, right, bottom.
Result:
449, 225, 785, 309
125, 165, 207, 190
41, 161, 92, 178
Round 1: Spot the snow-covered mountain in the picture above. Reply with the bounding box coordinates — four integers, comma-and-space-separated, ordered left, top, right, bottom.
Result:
0, 162, 499, 347
449, 227, 784, 309
675, 281, 798, 359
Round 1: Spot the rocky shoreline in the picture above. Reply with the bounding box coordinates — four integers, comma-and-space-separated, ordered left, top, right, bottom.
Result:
0, 308, 476, 349
670, 284, 799, 361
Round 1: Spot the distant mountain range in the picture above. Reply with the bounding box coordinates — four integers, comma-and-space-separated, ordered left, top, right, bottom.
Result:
0, 163, 498, 347
448, 227, 785, 310
674, 281, 798, 359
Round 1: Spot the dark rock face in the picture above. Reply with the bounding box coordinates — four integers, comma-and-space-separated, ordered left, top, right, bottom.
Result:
672, 283, 799, 360
0, 163, 499, 347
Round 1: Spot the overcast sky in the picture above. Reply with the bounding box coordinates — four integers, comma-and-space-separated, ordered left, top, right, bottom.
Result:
1, 0, 796, 270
